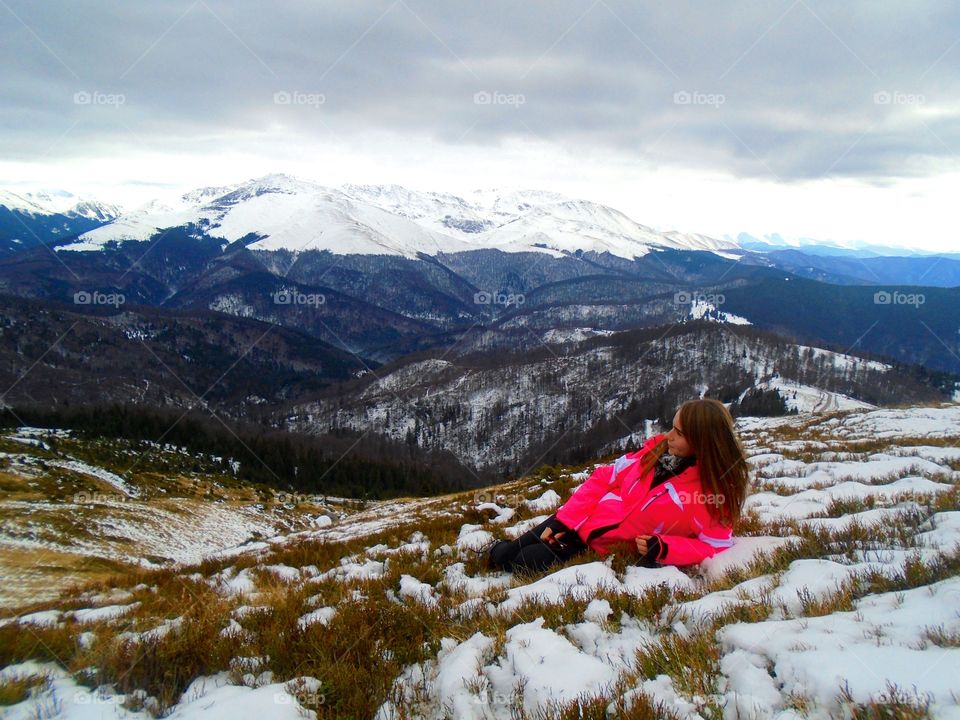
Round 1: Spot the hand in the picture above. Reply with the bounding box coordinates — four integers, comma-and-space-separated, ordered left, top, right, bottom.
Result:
540, 527, 567, 547
635, 535, 657, 557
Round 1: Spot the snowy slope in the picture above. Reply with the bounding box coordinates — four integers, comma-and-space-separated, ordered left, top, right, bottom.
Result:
0, 189, 47, 214
688, 299, 752, 325
344, 184, 741, 258
743, 376, 876, 413
339, 183, 495, 236
58, 175, 476, 257
475, 199, 677, 257
54, 174, 739, 260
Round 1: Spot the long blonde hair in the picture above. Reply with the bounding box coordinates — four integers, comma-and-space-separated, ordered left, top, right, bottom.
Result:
639, 399, 750, 526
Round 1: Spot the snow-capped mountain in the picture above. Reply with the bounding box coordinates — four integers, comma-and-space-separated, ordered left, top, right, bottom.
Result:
0, 188, 121, 220
0, 188, 121, 256
0, 189, 47, 215
59, 175, 478, 258
329, 182, 743, 256
474, 198, 739, 257
54, 174, 739, 260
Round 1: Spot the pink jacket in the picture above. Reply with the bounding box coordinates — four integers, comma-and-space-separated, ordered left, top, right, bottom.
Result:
554, 434, 734, 566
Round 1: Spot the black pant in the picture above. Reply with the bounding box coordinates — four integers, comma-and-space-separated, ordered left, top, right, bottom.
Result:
488, 515, 587, 573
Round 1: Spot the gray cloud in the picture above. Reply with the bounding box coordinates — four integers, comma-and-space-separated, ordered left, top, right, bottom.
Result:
2, 0, 958, 181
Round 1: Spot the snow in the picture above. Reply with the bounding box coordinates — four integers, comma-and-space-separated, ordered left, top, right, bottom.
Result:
583, 598, 613, 623
795, 344, 892, 373
496, 562, 622, 615
476, 502, 515, 524
0, 663, 319, 720
688, 299, 752, 325
523, 489, 561, 511
441, 562, 512, 598
771, 454, 951, 489
165, 673, 315, 719
455, 524, 495, 553
0, 189, 120, 219
541, 327, 616, 344
699, 535, 802, 583
486, 618, 617, 716
296, 607, 336, 629
802, 505, 922, 532
718, 578, 960, 717
746, 477, 953, 522
212, 567, 258, 597
261, 564, 301, 582
434, 634, 496, 718
837, 405, 960, 440
0, 662, 153, 720
53, 174, 737, 261
70, 602, 140, 624
50, 458, 140, 498
748, 377, 876, 413
2, 610, 62, 627
917, 511, 960, 550
315, 558, 387, 583
621, 564, 698, 595
398, 575, 439, 607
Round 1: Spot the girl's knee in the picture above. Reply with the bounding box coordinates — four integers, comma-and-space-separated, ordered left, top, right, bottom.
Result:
487, 539, 515, 570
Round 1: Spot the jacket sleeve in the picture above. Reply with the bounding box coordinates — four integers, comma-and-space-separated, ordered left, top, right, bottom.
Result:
554, 462, 616, 531
653, 518, 734, 566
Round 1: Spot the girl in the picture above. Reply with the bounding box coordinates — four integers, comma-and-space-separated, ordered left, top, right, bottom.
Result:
488, 398, 750, 573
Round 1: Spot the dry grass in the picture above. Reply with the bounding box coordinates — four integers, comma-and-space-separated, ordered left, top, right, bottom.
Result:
633, 629, 721, 700
0, 672, 51, 706
840, 681, 934, 720
920, 624, 960, 648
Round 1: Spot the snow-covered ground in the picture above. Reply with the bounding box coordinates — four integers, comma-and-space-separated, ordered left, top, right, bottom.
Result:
1, 404, 958, 719
741, 376, 877, 413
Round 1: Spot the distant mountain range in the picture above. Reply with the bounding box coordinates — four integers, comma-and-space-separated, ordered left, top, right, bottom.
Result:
0, 174, 957, 373
734, 231, 960, 259
0, 173, 957, 472
2, 175, 957, 291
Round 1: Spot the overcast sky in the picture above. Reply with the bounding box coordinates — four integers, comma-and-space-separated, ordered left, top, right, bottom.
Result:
2, 1, 958, 250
